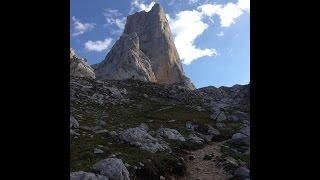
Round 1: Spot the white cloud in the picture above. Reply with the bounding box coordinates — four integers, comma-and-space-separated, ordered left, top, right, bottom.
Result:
72, 16, 95, 36
168, 11, 217, 65
131, 0, 156, 13
188, 0, 199, 4
166, 0, 249, 64
217, 31, 224, 37
84, 38, 113, 52
238, 0, 250, 12
104, 9, 126, 32
198, 0, 250, 27
198, 4, 222, 16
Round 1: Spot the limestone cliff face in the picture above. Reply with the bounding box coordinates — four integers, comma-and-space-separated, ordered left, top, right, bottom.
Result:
94, 33, 157, 82
94, 3, 195, 90
124, 4, 184, 84
70, 48, 95, 79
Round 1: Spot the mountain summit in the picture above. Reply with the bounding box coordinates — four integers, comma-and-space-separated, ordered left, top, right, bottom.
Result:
94, 3, 195, 90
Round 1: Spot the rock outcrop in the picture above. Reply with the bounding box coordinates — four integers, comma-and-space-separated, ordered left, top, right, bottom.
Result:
94, 3, 195, 90
92, 158, 130, 180
70, 171, 109, 180
156, 128, 186, 142
118, 124, 170, 153
70, 48, 95, 79
93, 33, 156, 82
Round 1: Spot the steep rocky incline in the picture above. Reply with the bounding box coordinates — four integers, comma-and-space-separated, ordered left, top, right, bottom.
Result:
93, 3, 195, 90
70, 76, 250, 180
93, 33, 156, 82
70, 48, 96, 79
198, 84, 250, 113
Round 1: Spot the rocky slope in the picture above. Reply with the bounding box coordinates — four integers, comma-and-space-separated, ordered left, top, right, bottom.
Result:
93, 3, 195, 90
70, 76, 250, 180
70, 48, 95, 79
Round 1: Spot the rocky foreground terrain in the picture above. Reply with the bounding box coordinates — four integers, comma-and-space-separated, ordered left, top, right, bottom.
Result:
70, 3, 250, 180
70, 76, 250, 180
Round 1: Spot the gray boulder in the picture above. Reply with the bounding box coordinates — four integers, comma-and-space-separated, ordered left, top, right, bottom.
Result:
231, 133, 250, 150
187, 134, 204, 144
70, 116, 79, 128
207, 127, 220, 136
240, 126, 250, 136
234, 166, 250, 178
229, 111, 249, 122
118, 124, 169, 153
92, 158, 130, 180
70, 171, 109, 180
216, 112, 227, 122
186, 121, 197, 131
156, 128, 185, 141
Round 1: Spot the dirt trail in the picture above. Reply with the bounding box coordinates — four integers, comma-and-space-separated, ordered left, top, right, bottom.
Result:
182, 142, 231, 180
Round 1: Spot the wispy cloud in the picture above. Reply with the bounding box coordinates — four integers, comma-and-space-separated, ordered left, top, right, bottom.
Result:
167, 0, 249, 64
104, 8, 126, 33
131, 0, 156, 13
198, 0, 250, 27
71, 16, 95, 36
168, 11, 217, 65
84, 38, 113, 52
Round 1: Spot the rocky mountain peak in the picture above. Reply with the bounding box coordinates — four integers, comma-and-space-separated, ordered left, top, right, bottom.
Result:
70, 48, 95, 79
94, 3, 195, 90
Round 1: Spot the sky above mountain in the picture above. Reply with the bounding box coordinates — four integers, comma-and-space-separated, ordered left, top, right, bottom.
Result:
70, 0, 250, 88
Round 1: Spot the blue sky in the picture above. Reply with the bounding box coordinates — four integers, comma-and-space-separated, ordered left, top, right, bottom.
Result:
70, 0, 250, 88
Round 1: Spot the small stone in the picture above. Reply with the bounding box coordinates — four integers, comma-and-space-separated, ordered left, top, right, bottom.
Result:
95, 129, 109, 134
94, 148, 104, 154
139, 162, 144, 167
109, 154, 116, 158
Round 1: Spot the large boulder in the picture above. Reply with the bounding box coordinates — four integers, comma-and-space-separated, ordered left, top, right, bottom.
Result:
156, 128, 185, 141
234, 166, 250, 179
92, 158, 130, 180
70, 171, 109, 180
229, 111, 249, 122
118, 124, 169, 153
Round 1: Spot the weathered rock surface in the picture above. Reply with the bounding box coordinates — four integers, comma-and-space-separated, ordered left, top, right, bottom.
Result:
229, 111, 249, 122
70, 171, 109, 180
118, 124, 169, 153
70, 116, 79, 128
93, 3, 195, 90
94, 33, 156, 82
207, 126, 220, 136
92, 158, 130, 180
70, 48, 96, 79
187, 133, 204, 144
198, 84, 250, 112
234, 166, 250, 179
156, 128, 186, 141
